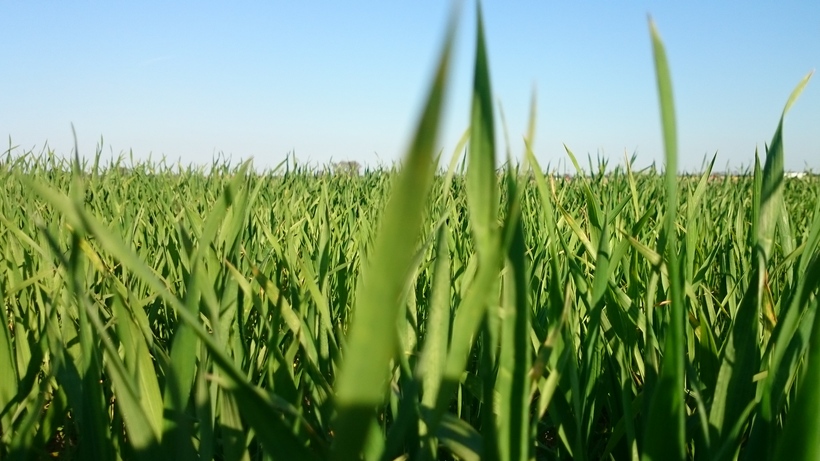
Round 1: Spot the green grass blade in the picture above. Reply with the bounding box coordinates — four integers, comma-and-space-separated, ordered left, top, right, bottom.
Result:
110, 288, 164, 442
427, 10, 509, 459
432, 410, 483, 461
219, 391, 250, 461
42, 225, 154, 458
758, 72, 812, 258
0, 281, 17, 433
466, 3, 498, 258
330, 13, 455, 460
710, 72, 812, 459
417, 224, 452, 460
496, 166, 531, 461
758, 72, 816, 461
83, 289, 161, 458
641, 18, 685, 461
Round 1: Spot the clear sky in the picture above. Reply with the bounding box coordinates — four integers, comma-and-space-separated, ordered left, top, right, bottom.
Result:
2, 1, 818, 173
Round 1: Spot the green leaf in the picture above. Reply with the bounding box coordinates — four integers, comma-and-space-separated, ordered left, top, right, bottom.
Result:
757, 71, 812, 258
711, 71, 812, 460
330, 13, 456, 460
417, 224, 452, 460
0, 280, 18, 432
466, 3, 498, 258
641, 18, 685, 461
495, 166, 531, 461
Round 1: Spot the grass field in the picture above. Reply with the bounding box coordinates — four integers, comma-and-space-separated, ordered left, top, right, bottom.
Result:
2, 12, 820, 461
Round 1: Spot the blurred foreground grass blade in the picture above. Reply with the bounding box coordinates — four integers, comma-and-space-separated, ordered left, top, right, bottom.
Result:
427, 9, 507, 460
420, 409, 482, 461
330, 13, 456, 461
466, 3, 498, 258
642, 18, 685, 461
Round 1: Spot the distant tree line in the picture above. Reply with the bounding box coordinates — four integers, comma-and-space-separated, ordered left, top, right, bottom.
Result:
332, 161, 361, 176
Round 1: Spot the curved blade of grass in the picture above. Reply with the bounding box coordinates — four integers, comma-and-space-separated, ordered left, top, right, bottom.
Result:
754, 71, 816, 460
437, 412, 483, 461
330, 13, 456, 461
758, 71, 812, 259
429, 7, 509, 455
641, 18, 685, 461
79, 284, 161, 458
710, 71, 812, 460
111, 288, 164, 442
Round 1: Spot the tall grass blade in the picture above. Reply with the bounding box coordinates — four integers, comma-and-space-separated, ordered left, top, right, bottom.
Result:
418, 224, 452, 460
330, 13, 456, 460
496, 164, 530, 461
758, 71, 811, 259
641, 18, 685, 461
711, 72, 812, 460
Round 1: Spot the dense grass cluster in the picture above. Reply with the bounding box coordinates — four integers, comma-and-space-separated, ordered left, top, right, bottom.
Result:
2, 12, 819, 461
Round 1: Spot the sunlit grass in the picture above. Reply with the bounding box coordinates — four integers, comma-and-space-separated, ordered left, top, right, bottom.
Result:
1, 11, 819, 461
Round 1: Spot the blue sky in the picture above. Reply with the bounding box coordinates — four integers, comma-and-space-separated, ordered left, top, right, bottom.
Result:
2, 1, 818, 172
